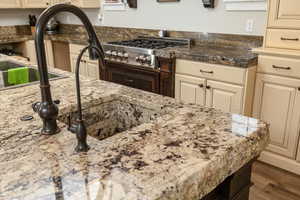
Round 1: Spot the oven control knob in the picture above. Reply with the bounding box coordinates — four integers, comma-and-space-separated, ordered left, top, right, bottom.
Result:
105, 50, 112, 56
135, 56, 140, 62
145, 56, 152, 65
123, 53, 129, 59
117, 52, 124, 58
111, 51, 117, 57
139, 55, 147, 63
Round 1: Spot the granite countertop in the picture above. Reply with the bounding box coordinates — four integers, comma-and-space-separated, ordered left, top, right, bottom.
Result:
0, 56, 269, 200
0, 33, 258, 68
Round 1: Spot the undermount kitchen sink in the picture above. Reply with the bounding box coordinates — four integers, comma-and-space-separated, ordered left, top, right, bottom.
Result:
58, 99, 161, 140
0, 61, 65, 90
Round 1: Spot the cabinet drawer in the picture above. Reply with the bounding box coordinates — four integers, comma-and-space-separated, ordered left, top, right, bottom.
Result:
266, 29, 300, 50
176, 59, 246, 85
258, 55, 300, 78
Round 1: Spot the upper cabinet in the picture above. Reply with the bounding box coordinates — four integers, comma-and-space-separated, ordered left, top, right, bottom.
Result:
23, 0, 50, 8
0, 0, 22, 8
268, 0, 300, 29
0, 0, 100, 9
71, 0, 100, 8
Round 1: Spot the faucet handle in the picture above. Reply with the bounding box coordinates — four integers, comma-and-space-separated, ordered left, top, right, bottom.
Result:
32, 102, 41, 113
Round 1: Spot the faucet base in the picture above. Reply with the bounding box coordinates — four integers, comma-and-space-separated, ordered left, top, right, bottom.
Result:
75, 144, 90, 153
41, 119, 61, 135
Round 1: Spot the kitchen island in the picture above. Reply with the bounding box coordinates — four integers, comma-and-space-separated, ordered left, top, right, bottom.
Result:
0, 56, 269, 200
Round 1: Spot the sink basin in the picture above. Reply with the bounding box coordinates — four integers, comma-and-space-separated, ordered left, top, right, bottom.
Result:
59, 100, 161, 140
0, 61, 65, 90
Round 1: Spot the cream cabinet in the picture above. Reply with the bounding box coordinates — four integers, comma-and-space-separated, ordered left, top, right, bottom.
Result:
205, 80, 243, 114
251, 54, 300, 175
253, 0, 300, 175
21, 40, 55, 69
253, 73, 300, 159
175, 74, 206, 106
0, 0, 22, 8
268, 0, 300, 29
71, 0, 100, 8
22, 0, 50, 8
69, 44, 100, 80
22, 0, 100, 8
175, 59, 256, 116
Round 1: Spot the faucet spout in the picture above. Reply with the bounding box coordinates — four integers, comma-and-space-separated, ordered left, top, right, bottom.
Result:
34, 4, 105, 135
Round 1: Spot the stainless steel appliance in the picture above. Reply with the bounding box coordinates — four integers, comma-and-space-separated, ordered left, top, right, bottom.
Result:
101, 37, 190, 97
103, 37, 190, 69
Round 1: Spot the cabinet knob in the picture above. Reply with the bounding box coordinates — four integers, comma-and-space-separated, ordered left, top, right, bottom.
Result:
199, 84, 204, 88
298, 87, 300, 91
206, 85, 211, 90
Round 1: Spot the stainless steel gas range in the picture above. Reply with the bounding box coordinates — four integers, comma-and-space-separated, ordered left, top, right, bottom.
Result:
101, 37, 190, 97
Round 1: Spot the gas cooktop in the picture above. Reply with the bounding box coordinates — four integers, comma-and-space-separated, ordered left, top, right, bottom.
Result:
108, 37, 189, 50
103, 37, 191, 68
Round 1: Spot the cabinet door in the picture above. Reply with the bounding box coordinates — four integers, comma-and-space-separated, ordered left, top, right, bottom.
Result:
253, 73, 300, 159
45, 40, 55, 69
175, 74, 206, 106
24, 40, 37, 65
86, 60, 100, 80
23, 0, 50, 8
70, 54, 87, 76
205, 80, 243, 114
268, 0, 300, 29
0, 0, 21, 8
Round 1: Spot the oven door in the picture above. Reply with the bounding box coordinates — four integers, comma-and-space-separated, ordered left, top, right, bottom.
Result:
104, 62, 160, 94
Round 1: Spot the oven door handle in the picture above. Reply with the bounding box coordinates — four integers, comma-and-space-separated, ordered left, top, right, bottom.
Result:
125, 79, 134, 83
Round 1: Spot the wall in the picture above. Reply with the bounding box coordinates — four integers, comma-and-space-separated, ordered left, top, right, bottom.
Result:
57, 0, 267, 35
0, 9, 42, 26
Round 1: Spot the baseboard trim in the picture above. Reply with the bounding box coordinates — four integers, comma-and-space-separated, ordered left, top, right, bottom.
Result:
259, 151, 300, 175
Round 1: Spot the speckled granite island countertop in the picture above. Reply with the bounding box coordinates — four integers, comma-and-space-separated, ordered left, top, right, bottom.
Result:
0, 56, 269, 200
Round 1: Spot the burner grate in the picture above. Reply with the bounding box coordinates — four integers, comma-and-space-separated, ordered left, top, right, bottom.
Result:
108, 38, 187, 49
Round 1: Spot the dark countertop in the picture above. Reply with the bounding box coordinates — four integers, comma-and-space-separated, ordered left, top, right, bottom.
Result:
155, 45, 258, 68
0, 33, 258, 68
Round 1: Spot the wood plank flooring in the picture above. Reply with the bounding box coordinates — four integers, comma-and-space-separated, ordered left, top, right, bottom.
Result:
250, 161, 300, 200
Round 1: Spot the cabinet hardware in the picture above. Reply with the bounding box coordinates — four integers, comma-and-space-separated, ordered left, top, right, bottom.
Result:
200, 69, 214, 74
206, 85, 211, 90
280, 37, 299, 41
125, 79, 134, 83
199, 84, 204, 88
298, 87, 300, 91
272, 65, 291, 70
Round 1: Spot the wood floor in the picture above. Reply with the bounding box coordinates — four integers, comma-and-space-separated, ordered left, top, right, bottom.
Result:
250, 161, 300, 200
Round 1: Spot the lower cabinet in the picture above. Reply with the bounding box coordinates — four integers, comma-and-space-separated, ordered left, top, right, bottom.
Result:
253, 73, 300, 159
251, 52, 300, 175
20, 40, 54, 68
205, 80, 243, 114
69, 44, 100, 80
175, 74, 206, 106
175, 60, 255, 115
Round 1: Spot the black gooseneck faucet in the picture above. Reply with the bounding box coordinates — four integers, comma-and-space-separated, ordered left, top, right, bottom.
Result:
67, 45, 104, 152
32, 4, 105, 152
